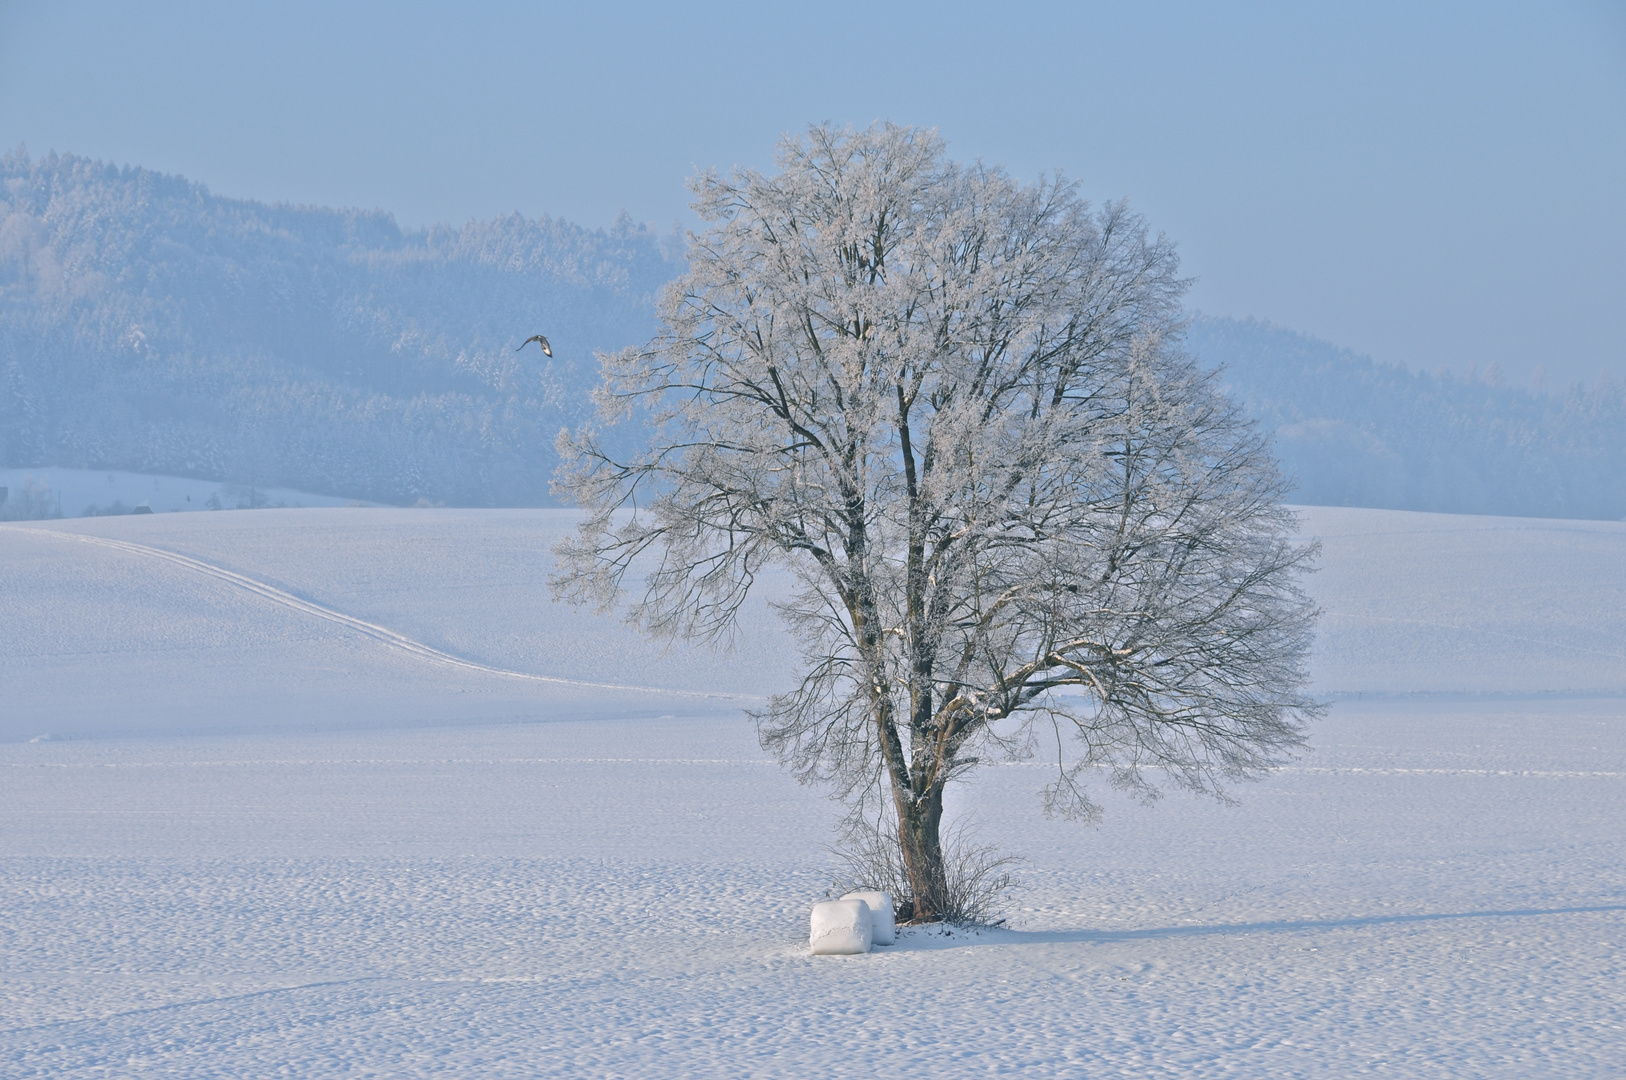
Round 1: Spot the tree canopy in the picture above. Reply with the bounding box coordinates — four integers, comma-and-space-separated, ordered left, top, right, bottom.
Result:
554, 124, 1321, 919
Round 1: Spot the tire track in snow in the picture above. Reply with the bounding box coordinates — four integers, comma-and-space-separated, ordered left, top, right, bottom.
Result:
6, 526, 757, 704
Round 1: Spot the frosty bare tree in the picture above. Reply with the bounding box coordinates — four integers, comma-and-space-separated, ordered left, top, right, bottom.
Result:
552, 124, 1321, 921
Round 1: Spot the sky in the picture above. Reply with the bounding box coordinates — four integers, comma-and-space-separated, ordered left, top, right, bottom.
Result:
1, 0, 1622, 387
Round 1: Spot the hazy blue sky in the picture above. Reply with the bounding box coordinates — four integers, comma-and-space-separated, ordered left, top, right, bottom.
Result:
2, 0, 1622, 385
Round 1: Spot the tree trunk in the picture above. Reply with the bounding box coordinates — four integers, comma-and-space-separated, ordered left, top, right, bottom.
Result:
895, 782, 948, 921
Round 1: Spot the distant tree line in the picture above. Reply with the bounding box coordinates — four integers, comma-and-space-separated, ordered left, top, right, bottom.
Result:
2, 148, 1622, 519
0, 149, 680, 506
1190, 317, 1626, 520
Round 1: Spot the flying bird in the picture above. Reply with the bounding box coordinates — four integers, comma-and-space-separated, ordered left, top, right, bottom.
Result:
518, 334, 553, 357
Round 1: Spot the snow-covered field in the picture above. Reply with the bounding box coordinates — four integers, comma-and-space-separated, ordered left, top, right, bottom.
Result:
0, 468, 372, 520
2, 506, 1623, 1076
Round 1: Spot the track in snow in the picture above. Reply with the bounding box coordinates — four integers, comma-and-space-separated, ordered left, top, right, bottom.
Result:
9, 526, 753, 704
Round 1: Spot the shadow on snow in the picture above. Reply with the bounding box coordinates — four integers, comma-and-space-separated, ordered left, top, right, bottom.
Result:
889, 902, 1626, 952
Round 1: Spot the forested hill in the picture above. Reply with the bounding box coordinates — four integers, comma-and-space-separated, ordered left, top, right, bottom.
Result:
0, 149, 680, 506
2, 149, 1623, 518
1191, 317, 1626, 520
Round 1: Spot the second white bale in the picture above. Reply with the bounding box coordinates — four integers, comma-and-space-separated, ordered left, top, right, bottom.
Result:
840, 890, 896, 945
810, 898, 873, 955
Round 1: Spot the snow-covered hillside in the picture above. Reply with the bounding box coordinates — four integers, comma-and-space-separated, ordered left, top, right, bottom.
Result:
3, 504, 1621, 743
1302, 506, 1626, 694
0, 507, 799, 742
1, 505, 1622, 1076
1191, 317, 1626, 520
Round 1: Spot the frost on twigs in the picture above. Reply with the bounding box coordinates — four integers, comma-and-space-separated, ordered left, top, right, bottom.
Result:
551, 122, 1323, 924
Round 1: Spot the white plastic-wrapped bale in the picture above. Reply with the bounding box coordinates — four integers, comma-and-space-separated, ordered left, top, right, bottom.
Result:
840, 890, 896, 945
809, 898, 873, 955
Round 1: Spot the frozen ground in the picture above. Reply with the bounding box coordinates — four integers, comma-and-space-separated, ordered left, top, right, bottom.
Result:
1, 506, 1623, 1076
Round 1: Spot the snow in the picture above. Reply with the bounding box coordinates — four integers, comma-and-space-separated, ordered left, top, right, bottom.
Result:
1304, 506, 1626, 695
1, 505, 1623, 1075
810, 899, 873, 955
0, 467, 374, 518
0, 508, 795, 742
